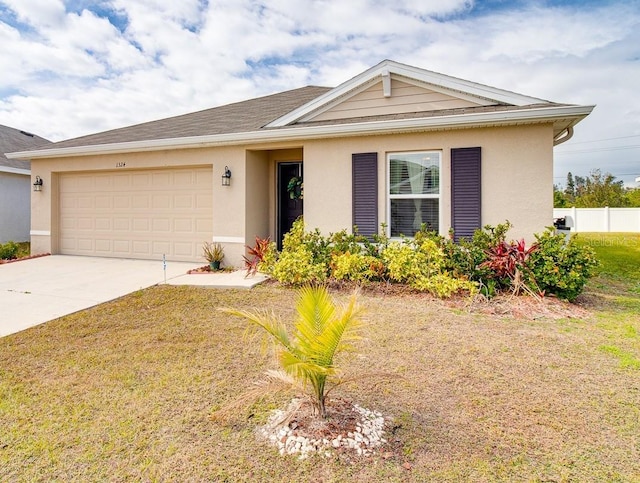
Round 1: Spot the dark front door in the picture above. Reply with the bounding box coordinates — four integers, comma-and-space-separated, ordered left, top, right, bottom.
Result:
277, 162, 303, 250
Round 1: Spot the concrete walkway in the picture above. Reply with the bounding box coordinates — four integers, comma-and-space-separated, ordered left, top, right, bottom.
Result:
0, 255, 267, 338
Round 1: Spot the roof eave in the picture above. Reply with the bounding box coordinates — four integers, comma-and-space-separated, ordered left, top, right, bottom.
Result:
8, 104, 595, 160
0, 166, 31, 175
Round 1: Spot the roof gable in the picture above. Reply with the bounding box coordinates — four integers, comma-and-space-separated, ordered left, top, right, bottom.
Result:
303, 77, 492, 123
266, 59, 549, 127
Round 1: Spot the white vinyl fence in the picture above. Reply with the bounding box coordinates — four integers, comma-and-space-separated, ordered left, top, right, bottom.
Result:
553, 207, 640, 233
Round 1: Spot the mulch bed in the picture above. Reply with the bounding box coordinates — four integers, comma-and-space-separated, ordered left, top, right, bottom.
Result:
325, 279, 591, 320
0, 253, 50, 264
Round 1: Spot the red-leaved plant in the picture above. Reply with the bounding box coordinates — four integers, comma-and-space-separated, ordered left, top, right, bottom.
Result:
481, 239, 540, 296
243, 236, 272, 276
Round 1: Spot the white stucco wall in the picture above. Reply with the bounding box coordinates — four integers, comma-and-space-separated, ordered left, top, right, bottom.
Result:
0, 172, 31, 243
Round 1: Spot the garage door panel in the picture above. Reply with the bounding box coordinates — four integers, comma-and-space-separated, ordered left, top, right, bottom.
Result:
78, 196, 95, 209
95, 218, 111, 230
174, 195, 193, 209
113, 218, 130, 231
94, 196, 111, 209
77, 218, 93, 230
113, 240, 130, 253
174, 242, 195, 257
95, 239, 112, 251
196, 219, 213, 232
94, 176, 112, 190
152, 195, 171, 209
59, 167, 213, 262
132, 241, 151, 257
59, 237, 76, 251
174, 219, 193, 232
132, 195, 149, 209
113, 196, 130, 209
132, 218, 150, 232
152, 172, 171, 187
196, 193, 213, 209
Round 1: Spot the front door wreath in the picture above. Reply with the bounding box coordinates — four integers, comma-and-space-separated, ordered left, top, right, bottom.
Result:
287, 176, 303, 200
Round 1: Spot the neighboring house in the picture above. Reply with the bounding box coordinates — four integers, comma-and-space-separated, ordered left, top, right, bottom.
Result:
0, 125, 51, 243
8, 60, 593, 265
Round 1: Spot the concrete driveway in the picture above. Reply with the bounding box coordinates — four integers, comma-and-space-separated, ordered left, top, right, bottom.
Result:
0, 255, 197, 338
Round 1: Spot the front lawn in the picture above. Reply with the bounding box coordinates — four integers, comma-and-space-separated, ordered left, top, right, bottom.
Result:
575, 233, 640, 286
1, 236, 639, 482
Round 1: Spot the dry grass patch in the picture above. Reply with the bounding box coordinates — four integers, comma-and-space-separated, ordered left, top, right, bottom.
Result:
1, 283, 639, 482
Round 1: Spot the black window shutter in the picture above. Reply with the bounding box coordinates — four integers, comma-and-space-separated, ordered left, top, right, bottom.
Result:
451, 147, 481, 242
352, 152, 378, 237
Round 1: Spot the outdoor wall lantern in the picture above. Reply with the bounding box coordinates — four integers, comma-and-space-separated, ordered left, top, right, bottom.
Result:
221, 166, 231, 186
33, 176, 43, 192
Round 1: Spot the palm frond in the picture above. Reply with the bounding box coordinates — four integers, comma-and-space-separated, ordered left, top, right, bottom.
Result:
295, 285, 335, 342
279, 350, 332, 383
308, 291, 363, 367
219, 307, 294, 352
220, 286, 365, 419
211, 369, 299, 424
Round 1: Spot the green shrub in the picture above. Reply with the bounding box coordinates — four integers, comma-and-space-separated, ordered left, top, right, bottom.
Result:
328, 229, 364, 256
411, 273, 478, 298
267, 219, 328, 285
381, 237, 446, 283
381, 241, 424, 283
380, 237, 475, 296
330, 251, 384, 282
441, 222, 512, 283
528, 229, 599, 301
263, 219, 481, 297
0, 241, 19, 260
270, 247, 327, 285
256, 240, 278, 274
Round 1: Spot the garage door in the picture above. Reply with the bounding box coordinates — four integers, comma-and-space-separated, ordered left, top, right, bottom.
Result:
59, 167, 213, 262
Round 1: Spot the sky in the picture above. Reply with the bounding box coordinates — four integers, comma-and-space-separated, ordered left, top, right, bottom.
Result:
1, 0, 639, 186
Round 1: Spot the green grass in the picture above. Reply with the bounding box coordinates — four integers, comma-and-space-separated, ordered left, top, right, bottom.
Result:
575, 233, 640, 285
0, 235, 639, 481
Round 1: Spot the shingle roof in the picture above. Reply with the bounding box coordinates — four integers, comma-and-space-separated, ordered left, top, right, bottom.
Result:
44, 86, 332, 151
0, 125, 51, 170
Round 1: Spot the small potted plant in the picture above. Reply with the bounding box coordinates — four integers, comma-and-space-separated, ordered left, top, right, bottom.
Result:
203, 241, 224, 271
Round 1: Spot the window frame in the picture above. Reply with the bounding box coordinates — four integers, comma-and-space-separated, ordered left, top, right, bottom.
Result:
386, 150, 442, 238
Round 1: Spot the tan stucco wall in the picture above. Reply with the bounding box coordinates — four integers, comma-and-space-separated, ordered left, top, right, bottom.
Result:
242, 150, 270, 264
302, 123, 554, 242
30, 123, 553, 265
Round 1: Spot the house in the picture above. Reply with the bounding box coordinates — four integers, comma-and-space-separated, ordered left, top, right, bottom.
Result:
8, 60, 593, 265
0, 125, 50, 243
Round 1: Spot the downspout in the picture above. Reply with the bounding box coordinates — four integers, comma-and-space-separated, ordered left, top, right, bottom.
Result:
553, 126, 574, 146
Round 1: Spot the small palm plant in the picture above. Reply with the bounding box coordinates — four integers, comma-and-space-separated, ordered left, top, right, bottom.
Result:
220, 286, 363, 419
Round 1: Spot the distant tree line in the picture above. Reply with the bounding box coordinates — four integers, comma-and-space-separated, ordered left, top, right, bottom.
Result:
554, 169, 640, 208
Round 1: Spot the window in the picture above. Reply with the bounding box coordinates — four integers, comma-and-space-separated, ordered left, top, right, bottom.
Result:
388, 151, 440, 237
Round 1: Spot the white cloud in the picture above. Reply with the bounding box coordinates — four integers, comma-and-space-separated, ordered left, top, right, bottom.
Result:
0, 0, 639, 183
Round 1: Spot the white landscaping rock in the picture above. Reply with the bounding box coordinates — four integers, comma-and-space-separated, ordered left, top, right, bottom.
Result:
257, 398, 389, 459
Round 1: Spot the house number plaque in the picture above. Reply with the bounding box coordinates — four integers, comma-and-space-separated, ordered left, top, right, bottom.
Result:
116, 162, 126, 168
